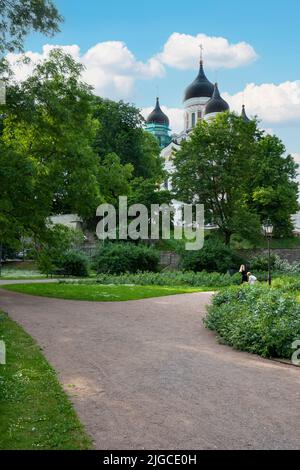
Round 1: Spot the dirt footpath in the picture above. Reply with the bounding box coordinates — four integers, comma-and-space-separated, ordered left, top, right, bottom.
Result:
0, 289, 299, 450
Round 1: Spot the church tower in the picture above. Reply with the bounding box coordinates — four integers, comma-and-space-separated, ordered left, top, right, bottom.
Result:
204, 83, 230, 121
183, 46, 214, 130
145, 97, 171, 148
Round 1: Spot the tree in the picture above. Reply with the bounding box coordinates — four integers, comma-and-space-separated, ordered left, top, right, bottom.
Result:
0, 0, 62, 54
248, 134, 299, 237
0, 141, 41, 248
172, 112, 298, 244
93, 97, 164, 180
97, 153, 134, 205
0, 49, 101, 245
172, 113, 262, 244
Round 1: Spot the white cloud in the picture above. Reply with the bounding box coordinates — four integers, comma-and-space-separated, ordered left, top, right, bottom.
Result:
6, 42, 165, 100
224, 81, 300, 124
6, 45, 81, 82
157, 32, 257, 70
6, 33, 258, 100
81, 41, 164, 97
292, 152, 300, 162
141, 106, 184, 134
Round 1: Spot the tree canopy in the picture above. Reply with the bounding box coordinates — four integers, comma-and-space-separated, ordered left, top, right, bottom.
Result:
172, 112, 299, 244
93, 97, 164, 180
0, 49, 101, 245
0, 0, 62, 54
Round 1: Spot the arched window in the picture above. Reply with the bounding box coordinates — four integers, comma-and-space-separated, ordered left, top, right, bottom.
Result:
191, 112, 196, 127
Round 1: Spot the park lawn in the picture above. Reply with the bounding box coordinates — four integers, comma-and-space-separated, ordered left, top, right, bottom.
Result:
2, 283, 210, 301
0, 312, 92, 450
0, 262, 45, 280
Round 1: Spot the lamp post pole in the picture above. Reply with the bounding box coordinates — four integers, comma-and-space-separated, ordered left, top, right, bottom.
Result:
263, 219, 273, 287
267, 235, 271, 286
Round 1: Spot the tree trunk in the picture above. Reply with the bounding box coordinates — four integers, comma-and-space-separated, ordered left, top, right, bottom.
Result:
224, 231, 232, 246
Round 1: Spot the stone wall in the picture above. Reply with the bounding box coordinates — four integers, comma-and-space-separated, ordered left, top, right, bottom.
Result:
159, 248, 300, 271
238, 249, 300, 264
159, 251, 180, 269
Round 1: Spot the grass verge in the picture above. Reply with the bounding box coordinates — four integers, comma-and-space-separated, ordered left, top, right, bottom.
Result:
2, 283, 211, 301
0, 311, 92, 449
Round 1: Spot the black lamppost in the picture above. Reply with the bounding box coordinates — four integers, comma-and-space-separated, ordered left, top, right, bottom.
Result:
262, 219, 274, 286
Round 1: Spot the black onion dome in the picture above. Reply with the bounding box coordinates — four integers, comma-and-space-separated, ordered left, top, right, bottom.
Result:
204, 83, 229, 115
146, 97, 169, 126
241, 104, 250, 122
184, 61, 214, 101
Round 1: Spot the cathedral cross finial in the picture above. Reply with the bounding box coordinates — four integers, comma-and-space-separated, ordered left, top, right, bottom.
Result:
199, 44, 204, 64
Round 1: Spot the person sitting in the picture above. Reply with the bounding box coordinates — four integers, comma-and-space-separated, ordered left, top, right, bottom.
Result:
247, 272, 257, 286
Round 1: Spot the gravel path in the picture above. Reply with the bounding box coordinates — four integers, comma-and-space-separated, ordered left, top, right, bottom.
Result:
0, 288, 300, 450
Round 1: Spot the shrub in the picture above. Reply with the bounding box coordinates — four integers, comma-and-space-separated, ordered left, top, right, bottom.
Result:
250, 254, 276, 272
204, 285, 300, 358
181, 237, 246, 273
58, 251, 89, 277
36, 225, 85, 276
273, 255, 300, 274
272, 275, 300, 292
95, 243, 160, 274
61, 270, 241, 288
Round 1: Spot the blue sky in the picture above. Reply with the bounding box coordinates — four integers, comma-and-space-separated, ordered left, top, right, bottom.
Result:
21, 0, 300, 156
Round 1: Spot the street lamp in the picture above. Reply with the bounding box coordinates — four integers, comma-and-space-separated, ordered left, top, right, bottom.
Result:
262, 219, 274, 286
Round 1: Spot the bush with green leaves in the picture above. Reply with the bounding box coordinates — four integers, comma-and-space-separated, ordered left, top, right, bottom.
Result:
36, 224, 85, 276
249, 254, 276, 272
61, 270, 241, 288
180, 237, 246, 273
58, 251, 89, 277
205, 285, 300, 358
273, 255, 300, 274
95, 243, 160, 274
272, 275, 300, 292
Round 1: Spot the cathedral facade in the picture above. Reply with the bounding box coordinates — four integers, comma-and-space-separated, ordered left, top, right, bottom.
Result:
145, 55, 249, 224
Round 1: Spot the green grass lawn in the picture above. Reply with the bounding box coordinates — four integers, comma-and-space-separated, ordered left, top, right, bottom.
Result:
0, 311, 92, 450
0, 261, 45, 280
2, 283, 211, 301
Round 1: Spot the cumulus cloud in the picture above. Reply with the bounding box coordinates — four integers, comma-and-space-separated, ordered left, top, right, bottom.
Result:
141, 105, 184, 134
81, 41, 164, 97
224, 81, 300, 124
6, 44, 81, 81
292, 153, 300, 163
6, 42, 165, 99
6, 33, 259, 100
157, 32, 257, 70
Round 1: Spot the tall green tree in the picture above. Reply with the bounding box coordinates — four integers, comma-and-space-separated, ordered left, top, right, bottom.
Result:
1, 49, 101, 245
172, 112, 298, 244
97, 153, 134, 205
93, 97, 164, 180
249, 134, 299, 236
0, 0, 62, 53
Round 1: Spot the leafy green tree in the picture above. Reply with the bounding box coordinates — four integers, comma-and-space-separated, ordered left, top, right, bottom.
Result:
248, 134, 299, 236
98, 153, 134, 205
0, 0, 62, 53
0, 142, 42, 248
2, 49, 101, 227
172, 112, 262, 244
36, 224, 84, 276
172, 112, 299, 243
93, 97, 164, 180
